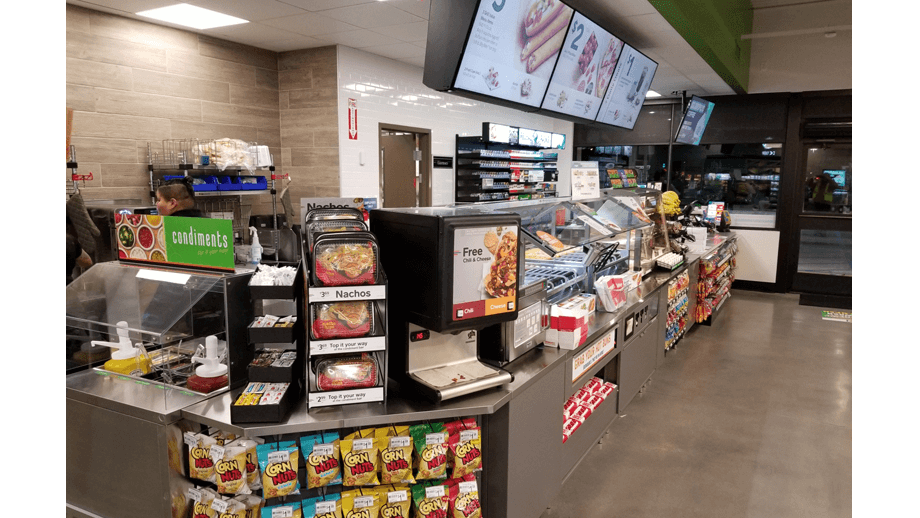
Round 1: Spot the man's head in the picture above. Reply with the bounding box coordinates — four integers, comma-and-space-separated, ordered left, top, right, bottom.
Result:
156, 178, 195, 216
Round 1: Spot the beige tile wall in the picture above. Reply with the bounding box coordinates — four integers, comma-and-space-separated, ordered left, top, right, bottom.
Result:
66, 4, 289, 218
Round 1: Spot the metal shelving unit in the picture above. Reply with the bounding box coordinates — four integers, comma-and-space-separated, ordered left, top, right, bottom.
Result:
455, 135, 559, 204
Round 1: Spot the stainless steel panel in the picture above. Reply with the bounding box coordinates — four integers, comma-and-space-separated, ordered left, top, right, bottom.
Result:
618, 315, 658, 412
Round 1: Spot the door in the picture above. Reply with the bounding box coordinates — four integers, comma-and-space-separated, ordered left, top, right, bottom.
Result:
379, 125, 432, 208
789, 139, 852, 307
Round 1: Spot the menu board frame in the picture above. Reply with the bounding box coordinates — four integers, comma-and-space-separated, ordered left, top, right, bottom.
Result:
593, 43, 659, 129
673, 95, 716, 145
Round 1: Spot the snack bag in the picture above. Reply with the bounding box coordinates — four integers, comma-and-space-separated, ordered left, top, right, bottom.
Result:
448, 480, 482, 518
411, 423, 448, 480
411, 483, 449, 518
260, 501, 301, 518
341, 437, 380, 486
447, 427, 482, 479
188, 432, 219, 483
376, 426, 415, 485
378, 487, 411, 518
211, 430, 239, 446
257, 441, 301, 499
344, 428, 377, 440
341, 489, 382, 518
215, 445, 251, 495
305, 494, 343, 518
301, 432, 342, 489
214, 499, 248, 518
190, 488, 220, 518
231, 495, 262, 518
443, 418, 478, 437
230, 438, 263, 491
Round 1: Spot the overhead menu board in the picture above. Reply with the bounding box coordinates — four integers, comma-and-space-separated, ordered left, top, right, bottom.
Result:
594, 45, 658, 129
453, 0, 574, 108
541, 13, 624, 120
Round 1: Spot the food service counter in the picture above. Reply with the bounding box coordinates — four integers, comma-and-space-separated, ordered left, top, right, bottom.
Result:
67, 233, 735, 518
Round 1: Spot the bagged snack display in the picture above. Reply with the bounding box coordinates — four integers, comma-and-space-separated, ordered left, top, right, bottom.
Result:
229, 439, 263, 491
411, 483, 449, 518
213, 499, 248, 518
231, 495, 262, 518
190, 488, 220, 518
341, 489, 382, 518
410, 423, 448, 480
188, 432, 219, 483
447, 478, 482, 518
379, 487, 412, 518
376, 426, 415, 485
260, 501, 301, 518
447, 426, 482, 479
341, 437, 380, 486
215, 444, 251, 495
301, 432, 342, 489
257, 441, 301, 499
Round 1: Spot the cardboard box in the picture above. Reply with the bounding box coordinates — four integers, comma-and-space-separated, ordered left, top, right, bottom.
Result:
550, 294, 594, 331
595, 275, 627, 311
545, 324, 588, 350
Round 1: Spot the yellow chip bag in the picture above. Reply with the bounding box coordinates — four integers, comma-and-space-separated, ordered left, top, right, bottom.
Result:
215, 445, 250, 495
190, 488, 219, 518
341, 438, 380, 487
188, 433, 219, 483
376, 426, 415, 485
341, 489, 382, 518
448, 428, 483, 478
302, 433, 342, 489
228, 439, 261, 491
231, 495, 262, 518
379, 487, 411, 518
344, 428, 376, 440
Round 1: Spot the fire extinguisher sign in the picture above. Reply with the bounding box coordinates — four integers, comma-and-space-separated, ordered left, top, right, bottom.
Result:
348, 98, 357, 140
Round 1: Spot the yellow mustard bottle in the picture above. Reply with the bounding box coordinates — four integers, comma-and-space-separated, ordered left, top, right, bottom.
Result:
91, 321, 153, 376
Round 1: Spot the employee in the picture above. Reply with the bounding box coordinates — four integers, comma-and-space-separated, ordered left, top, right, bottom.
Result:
156, 177, 203, 217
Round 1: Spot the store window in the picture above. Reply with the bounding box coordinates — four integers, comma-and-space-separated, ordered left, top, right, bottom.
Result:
579, 145, 669, 187
672, 143, 781, 229
803, 143, 851, 215
797, 229, 852, 276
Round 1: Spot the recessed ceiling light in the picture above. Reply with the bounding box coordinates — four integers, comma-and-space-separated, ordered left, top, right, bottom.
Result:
645, 90, 662, 98
137, 3, 248, 30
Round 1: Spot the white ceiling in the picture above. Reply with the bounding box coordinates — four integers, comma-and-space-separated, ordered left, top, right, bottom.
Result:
65, 0, 852, 97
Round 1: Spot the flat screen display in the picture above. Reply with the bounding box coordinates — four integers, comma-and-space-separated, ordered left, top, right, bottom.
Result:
535, 130, 552, 148
486, 123, 513, 144
674, 95, 716, 145
594, 45, 658, 129
541, 12, 624, 120
823, 169, 846, 187
551, 133, 566, 149
453, 0, 574, 108
518, 128, 538, 147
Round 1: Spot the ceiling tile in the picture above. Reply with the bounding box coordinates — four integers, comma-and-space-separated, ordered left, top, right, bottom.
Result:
69, 0, 176, 16
369, 42, 426, 59
386, 0, 431, 20
322, 2, 423, 28
187, 0, 307, 22
280, 0, 375, 12
264, 37, 332, 51
322, 28, 402, 47
260, 12, 359, 35
370, 20, 428, 42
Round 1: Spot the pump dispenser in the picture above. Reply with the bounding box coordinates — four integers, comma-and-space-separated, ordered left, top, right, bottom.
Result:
187, 336, 229, 393
249, 227, 262, 266
91, 321, 153, 376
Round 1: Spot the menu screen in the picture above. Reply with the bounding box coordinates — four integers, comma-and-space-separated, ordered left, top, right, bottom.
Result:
535, 130, 552, 148
487, 123, 513, 144
541, 13, 624, 120
594, 45, 658, 129
454, 0, 574, 108
551, 133, 566, 149
674, 96, 715, 145
518, 128, 538, 147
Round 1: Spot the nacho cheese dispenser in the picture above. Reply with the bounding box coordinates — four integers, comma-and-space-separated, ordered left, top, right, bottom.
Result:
370, 207, 521, 401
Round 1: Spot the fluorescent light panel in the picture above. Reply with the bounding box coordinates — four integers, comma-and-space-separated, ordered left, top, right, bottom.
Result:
645, 90, 662, 98
137, 3, 248, 30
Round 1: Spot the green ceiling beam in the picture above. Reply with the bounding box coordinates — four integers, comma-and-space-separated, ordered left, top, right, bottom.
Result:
649, 0, 752, 94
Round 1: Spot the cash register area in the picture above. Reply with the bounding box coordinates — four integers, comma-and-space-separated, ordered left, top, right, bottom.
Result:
540, 289, 851, 518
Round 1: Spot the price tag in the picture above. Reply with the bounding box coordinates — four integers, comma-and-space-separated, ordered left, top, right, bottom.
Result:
354, 438, 373, 451
184, 432, 198, 447
211, 499, 229, 514
425, 432, 445, 446
187, 488, 202, 502
425, 485, 446, 498
459, 481, 478, 494
272, 506, 294, 518
313, 443, 334, 457
355, 496, 374, 509
268, 450, 289, 464
388, 490, 409, 504
460, 429, 479, 442
316, 501, 336, 514
389, 436, 411, 449
209, 445, 225, 463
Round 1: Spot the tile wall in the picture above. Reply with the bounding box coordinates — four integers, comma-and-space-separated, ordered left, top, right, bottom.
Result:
335, 46, 574, 206
66, 4, 282, 216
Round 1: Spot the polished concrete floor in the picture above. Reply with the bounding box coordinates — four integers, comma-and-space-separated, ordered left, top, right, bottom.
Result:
540, 290, 852, 518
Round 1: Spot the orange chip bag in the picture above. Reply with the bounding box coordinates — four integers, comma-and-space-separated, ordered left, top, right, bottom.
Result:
341, 438, 380, 486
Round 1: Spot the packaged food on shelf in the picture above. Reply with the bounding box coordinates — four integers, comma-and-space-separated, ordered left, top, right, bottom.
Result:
376, 426, 416, 485
214, 443, 251, 495
312, 233, 380, 286
232, 494, 262, 516
340, 436, 381, 486
341, 489, 383, 516
411, 482, 449, 518
256, 441, 300, 499
447, 424, 482, 478
301, 432, 342, 489
379, 486, 412, 518
410, 423, 449, 480
306, 207, 366, 223
302, 494, 342, 518
188, 487, 220, 518
311, 301, 375, 340
186, 432, 219, 483
307, 219, 369, 255
228, 438, 263, 491
314, 354, 379, 392
446, 476, 482, 518
260, 501, 301, 518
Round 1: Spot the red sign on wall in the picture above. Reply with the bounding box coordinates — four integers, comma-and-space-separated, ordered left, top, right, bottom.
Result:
348, 98, 357, 140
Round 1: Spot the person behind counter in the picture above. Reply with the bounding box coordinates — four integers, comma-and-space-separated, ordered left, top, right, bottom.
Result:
156, 177, 203, 217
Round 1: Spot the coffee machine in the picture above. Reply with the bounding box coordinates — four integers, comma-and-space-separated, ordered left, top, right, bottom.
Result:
370, 207, 521, 402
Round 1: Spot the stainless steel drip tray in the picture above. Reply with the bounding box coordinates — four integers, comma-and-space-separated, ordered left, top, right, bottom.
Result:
408, 361, 512, 401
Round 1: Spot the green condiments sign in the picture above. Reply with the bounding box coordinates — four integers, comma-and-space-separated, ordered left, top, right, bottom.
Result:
116, 214, 234, 271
